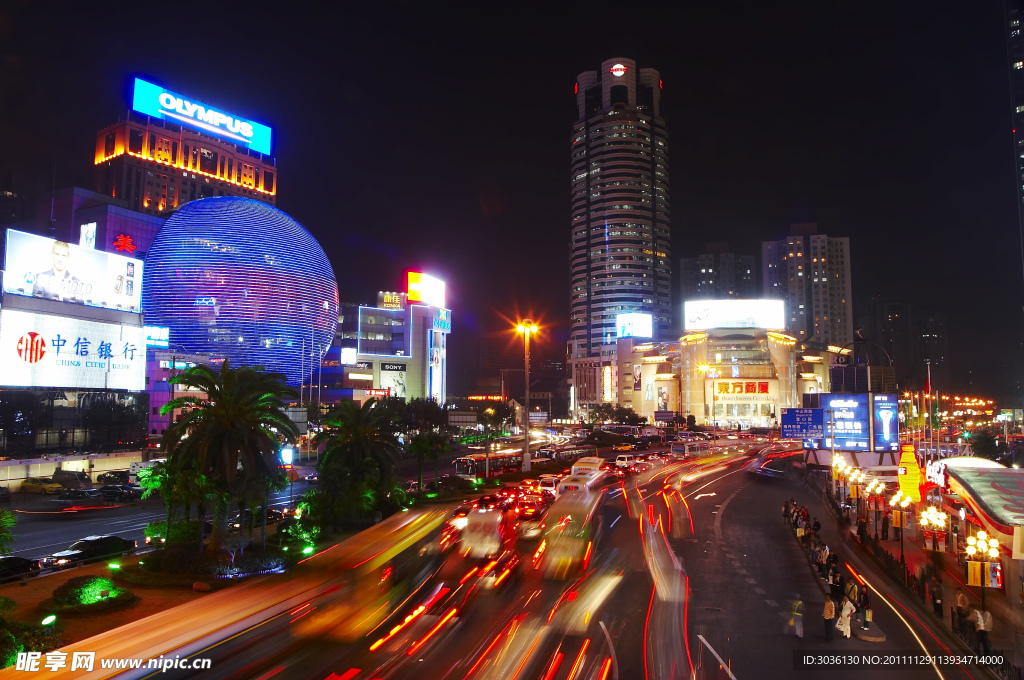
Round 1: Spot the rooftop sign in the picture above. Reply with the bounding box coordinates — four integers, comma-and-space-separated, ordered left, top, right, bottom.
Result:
131, 78, 272, 155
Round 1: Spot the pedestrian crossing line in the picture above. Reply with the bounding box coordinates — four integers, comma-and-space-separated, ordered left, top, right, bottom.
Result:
744, 577, 757, 584
754, 587, 766, 595
765, 599, 778, 607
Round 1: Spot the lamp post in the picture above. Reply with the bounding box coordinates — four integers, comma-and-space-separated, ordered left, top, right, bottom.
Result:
849, 469, 866, 522
919, 505, 947, 553
516, 320, 538, 473
865, 479, 884, 537
964, 530, 1001, 614
889, 490, 912, 570
697, 363, 710, 426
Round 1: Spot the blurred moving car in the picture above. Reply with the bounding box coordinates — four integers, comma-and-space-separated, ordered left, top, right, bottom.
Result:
229, 508, 285, 532
0, 556, 40, 582
633, 441, 650, 451
41, 535, 137, 569
98, 485, 142, 502
518, 494, 550, 538
22, 478, 62, 495
473, 494, 513, 511
96, 471, 131, 485
612, 443, 633, 451
460, 508, 518, 559
305, 472, 319, 483
472, 550, 520, 591
53, 489, 106, 508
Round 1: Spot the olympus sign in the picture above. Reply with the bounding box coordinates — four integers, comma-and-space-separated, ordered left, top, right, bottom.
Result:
157, 93, 254, 138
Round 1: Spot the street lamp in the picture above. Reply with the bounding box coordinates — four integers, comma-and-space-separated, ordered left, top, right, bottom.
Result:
865, 479, 885, 537
919, 505, 947, 552
889, 490, 912, 570
964, 530, 1001, 614
516, 320, 538, 473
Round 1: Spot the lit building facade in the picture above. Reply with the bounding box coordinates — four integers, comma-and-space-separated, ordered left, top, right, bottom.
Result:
141, 197, 339, 386
310, 274, 450, 406
680, 244, 756, 302
762, 223, 853, 346
569, 57, 671, 356
95, 79, 276, 216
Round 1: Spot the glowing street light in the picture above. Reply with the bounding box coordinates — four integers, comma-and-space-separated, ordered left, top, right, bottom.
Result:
889, 491, 912, 568
964, 530, 1002, 612
516, 320, 539, 473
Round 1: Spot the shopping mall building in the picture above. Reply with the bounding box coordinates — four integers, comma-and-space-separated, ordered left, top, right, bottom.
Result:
571, 300, 847, 427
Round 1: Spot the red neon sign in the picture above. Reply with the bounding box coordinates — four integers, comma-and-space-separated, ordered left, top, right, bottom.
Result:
113, 234, 137, 254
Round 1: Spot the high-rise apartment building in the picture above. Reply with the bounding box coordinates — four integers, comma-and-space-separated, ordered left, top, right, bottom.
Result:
94, 78, 276, 217
569, 58, 670, 357
1006, 2, 1024, 227
679, 242, 756, 302
762, 223, 853, 346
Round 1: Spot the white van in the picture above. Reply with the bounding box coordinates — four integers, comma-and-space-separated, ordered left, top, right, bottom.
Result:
538, 474, 561, 496
557, 471, 606, 496
614, 454, 635, 469
129, 459, 167, 484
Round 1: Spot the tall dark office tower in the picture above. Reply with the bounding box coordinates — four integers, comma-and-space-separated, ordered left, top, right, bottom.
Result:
679, 242, 757, 301
569, 58, 670, 359
1006, 2, 1024, 246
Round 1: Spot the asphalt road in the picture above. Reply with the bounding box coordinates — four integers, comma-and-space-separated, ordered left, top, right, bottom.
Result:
104, 444, 997, 680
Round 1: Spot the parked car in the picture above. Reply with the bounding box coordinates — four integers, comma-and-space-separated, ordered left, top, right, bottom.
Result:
0, 487, 10, 503
96, 471, 131, 485
41, 535, 137, 569
98, 485, 142, 502
51, 469, 94, 490
0, 556, 41, 582
22, 477, 63, 495
612, 443, 633, 451
53, 489, 107, 508
633, 441, 650, 451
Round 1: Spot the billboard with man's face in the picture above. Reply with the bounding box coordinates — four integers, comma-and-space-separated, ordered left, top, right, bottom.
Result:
4, 230, 143, 313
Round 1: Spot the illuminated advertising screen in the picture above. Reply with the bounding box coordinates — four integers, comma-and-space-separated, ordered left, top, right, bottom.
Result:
431, 308, 452, 333
0, 309, 146, 390
616, 312, 653, 338
824, 394, 870, 451
4, 230, 143, 313
380, 362, 407, 399
407, 272, 445, 307
871, 393, 900, 452
144, 326, 170, 348
131, 78, 272, 155
684, 299, 785, 331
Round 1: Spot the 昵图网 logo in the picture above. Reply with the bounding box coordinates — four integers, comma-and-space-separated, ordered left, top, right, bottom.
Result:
16, 331, 46, 363
157, 93, 254, 139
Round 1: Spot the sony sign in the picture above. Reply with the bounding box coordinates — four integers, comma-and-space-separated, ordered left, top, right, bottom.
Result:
131, 78, 273, 155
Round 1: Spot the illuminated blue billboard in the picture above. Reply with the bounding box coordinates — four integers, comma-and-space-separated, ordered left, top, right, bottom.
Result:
131, 78, 272, 155
824, 394, 869, 451
871, 393, 900, 452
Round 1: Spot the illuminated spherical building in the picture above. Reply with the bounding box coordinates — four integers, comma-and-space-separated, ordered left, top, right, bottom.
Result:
143, 197, 338, 385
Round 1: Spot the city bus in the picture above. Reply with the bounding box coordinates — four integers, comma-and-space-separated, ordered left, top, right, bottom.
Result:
534, 444, 598, 462
670, 440, 714, 459
536, 488, 606, 579
454, 451, 523, 479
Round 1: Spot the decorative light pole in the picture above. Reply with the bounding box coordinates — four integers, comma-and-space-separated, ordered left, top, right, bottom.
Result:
964, 530, 1002, 614
889, 490, 912, 570
516, 320, 538, 473
865, 478, 885, 537
919, 505, 947, 553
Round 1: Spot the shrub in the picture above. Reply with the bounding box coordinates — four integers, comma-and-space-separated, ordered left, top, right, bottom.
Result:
52, 576, 123, 606
6, 620, 61, 654
0, 630, 22, 670
145, 520, 201, 544
0, 596, 15, 617
159, 546, 200, 574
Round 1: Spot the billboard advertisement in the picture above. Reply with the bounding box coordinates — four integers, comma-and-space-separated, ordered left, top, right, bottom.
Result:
0, 309, 145, 390
407, 272, 445, 307
380, 362, 407, 399
824, 394, 870, 451
872, 393, 900, 452
4, 230, 143, 313
684, 299, 785, 331
131, 78, 272, 155
616, 312, 653, 338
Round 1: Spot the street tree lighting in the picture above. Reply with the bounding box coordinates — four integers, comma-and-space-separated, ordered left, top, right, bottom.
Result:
516, 320, 538, 473
865, 479, 885, 537
889, 491, 912, 570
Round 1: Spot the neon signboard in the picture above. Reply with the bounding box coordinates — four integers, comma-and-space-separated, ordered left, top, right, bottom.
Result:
407, 272, 446, 307
610, 64, 627, 77
615, 312, 653, 338
131, 78, 273, 155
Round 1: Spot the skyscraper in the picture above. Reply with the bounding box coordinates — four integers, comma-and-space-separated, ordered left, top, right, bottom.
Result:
679, 242, 757, 302
1006, 2, 1024, 233
569, 58, 670, 359
762, 223, 853, 346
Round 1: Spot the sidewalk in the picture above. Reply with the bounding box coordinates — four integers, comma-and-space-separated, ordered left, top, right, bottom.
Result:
814, 478, 1024, 674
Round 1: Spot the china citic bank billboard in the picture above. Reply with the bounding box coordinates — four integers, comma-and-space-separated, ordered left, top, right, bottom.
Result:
0, 309, 146, 390
4, 230, 143, 313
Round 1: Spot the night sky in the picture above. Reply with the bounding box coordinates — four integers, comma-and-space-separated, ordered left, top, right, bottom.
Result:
1, 2, 1020, 397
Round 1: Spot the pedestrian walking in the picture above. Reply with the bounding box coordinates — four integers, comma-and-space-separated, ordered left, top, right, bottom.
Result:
811, 516, 822, 537
844, 577, 859, 605
930, 576, 943, 617
969, 608, 993, 654
822, 595, 836, 641
782, 500, 790, 524
830, 569, 844, 603
881, 511, 890, 540
786, 593, 805, 638
859, 589, 872, 630
837, 595, 856, 639
817, 544, 829, 578
857, 517, 868, 542
955, 588, 969, 632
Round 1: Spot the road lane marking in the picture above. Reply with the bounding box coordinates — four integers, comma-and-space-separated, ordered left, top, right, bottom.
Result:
765, 600, 778, 607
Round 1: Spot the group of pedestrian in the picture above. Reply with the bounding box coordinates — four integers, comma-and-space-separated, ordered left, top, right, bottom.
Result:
783, 496, 873, 642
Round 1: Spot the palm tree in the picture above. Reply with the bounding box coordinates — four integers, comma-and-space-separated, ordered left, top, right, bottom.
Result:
315, 399, 401, 512
160, 360, 297, 550
137, 461, 174, 541
408, 431, 450, 491
0, 510, 15, 557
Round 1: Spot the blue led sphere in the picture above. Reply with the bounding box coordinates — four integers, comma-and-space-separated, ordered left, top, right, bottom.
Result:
142, 197, 338, 385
